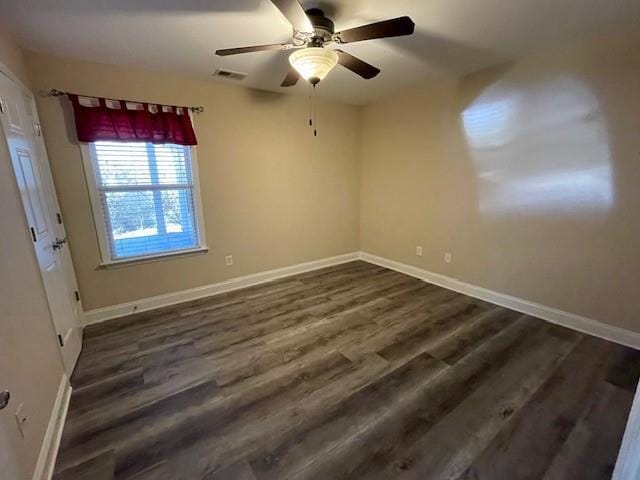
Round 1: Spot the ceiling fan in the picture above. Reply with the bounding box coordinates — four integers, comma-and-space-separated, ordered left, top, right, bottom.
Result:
215, 0, 415, 86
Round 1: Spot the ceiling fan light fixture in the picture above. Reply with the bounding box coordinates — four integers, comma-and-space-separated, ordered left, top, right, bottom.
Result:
289, 47, 338, 85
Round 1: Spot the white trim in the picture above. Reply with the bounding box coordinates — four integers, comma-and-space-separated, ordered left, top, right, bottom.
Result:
99, 246, 208, 268
83, 252, 360, 325
186, 121, 207, 254
614, 381, 640, 479
79, 143, 111, 264
79, 141, 208, 266
32, 374, 72, 480
359, 251, 640, 350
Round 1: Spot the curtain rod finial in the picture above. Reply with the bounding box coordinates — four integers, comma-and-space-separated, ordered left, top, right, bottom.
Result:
46, 89, 67, 97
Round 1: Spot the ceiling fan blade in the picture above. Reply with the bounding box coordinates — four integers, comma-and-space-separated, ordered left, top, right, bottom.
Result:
281, 69, 300, 87
334, 16, 415, 44
215, 43, 291, 56
335, 50, 380, 79
270, 0, 314, 34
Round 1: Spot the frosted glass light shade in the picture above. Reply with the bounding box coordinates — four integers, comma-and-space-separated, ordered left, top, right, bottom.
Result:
289, 48, 339, 85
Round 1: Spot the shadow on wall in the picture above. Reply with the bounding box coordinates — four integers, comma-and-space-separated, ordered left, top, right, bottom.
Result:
391, 28, 504, 75
51, 94, 81, 145
458, 63, 614, 217
21, 0, 263, 14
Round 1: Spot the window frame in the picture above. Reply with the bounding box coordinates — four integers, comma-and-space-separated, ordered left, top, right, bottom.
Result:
80, 140, 208, 267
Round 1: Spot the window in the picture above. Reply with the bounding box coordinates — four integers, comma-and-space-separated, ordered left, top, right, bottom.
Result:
82, 141, 206, 265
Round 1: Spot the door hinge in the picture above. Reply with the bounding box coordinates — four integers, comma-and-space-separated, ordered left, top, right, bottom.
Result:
34, 122, 42, 137
74, 290, 80, 302
29, 227, 37, 242
0, 96, 4, 114
56, 213, 63, 225
57, 334, 64, 347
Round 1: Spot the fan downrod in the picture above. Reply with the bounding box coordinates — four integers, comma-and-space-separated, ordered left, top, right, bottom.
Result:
304, 8, 335, 42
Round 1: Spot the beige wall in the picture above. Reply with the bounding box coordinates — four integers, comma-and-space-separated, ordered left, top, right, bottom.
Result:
0, 31, 66, 479
0, 29, 29, 84
25, 52, 361, 310
360, 30, 640, 332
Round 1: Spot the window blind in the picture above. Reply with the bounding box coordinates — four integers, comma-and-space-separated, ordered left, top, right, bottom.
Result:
91, 141, 200, 260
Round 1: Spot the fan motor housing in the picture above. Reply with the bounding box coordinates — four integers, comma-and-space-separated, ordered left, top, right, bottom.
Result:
306, 8, 334, 41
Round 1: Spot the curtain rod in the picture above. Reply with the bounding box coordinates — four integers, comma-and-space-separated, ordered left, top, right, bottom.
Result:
44, 89, 205, 113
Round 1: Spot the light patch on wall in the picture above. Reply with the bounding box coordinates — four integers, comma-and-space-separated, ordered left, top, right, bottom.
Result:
462, 75, 613, 215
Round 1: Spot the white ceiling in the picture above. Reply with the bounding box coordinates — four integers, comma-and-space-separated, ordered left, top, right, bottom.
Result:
1, 0, 639, 105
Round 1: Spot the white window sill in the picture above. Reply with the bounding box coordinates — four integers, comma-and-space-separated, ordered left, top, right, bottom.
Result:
98, 246, 209, 269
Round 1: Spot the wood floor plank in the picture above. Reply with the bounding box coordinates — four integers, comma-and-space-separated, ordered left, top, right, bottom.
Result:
248, 352, 449, 480
67, 368, 145, 419
208, 461, 257, 480
56, 380, 221, 472
460, 335, 616, 480
364, 325, 581, 480
373, 300, 492, 365
541, 381, 634, 480
282, 315, 545, 480
425, 307, 517, 365
52, 450, 115, 480
114, 352, 390, 478
54, 261, 639, 480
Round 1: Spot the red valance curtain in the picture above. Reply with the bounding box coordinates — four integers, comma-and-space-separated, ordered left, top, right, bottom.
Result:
68, 94, 198, 146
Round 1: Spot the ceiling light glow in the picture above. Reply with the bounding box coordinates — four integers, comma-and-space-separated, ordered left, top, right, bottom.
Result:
289, 48, 339, 85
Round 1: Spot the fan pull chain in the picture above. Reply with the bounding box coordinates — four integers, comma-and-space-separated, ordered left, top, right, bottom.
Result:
313, 84, 317, 137
308, 83, 313, 127
306, 83, 319, 137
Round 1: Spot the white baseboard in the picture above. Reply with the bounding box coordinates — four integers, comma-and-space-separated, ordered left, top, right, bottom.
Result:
32, 374, 72, 480
83, 252, 360, 326
359, 251, 640, 350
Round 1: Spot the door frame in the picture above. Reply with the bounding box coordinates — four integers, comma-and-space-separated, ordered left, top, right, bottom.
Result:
0, 59, 83, 375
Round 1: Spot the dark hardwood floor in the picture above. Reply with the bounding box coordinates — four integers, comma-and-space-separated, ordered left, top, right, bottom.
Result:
54, 261, 640, 479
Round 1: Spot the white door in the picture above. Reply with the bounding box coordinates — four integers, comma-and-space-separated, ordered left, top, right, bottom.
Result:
0, 71, 82, 374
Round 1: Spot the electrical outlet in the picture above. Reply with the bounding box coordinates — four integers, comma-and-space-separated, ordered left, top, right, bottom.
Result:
225, 255, 233, 267
14, 402, 27, 437
444, 252, 452, 264
416, 246, 423, 257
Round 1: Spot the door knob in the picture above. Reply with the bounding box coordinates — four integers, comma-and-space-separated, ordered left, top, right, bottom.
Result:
0, 390, 9, 410
52, 237, 67, 250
